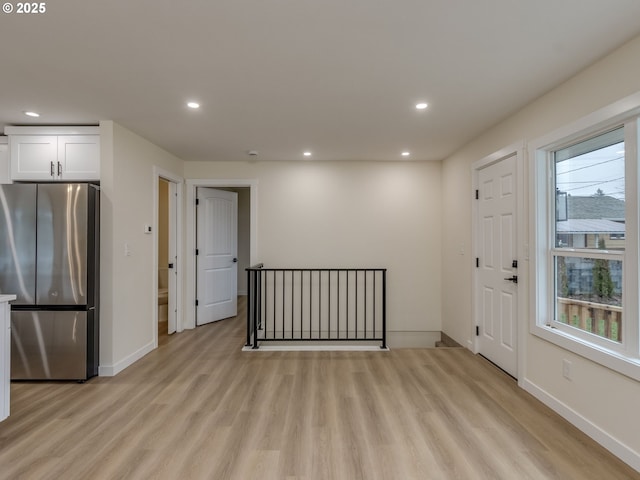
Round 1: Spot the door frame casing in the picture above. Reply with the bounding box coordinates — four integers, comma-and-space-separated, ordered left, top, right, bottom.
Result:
185, 179, 258, 330
471, 141, 526, 384
152, 167, 184, 345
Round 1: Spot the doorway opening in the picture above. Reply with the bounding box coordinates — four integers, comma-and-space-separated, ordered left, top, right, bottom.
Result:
154, 168, 183, 347
185, 179, 257, 330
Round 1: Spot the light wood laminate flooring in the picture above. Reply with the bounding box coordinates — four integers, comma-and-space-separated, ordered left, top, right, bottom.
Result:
0, 299, 638, 479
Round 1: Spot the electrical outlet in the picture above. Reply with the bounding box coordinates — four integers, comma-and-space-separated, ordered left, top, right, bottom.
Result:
562, 359, 572, 380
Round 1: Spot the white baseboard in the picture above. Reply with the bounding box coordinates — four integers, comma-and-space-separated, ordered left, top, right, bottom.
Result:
243, 331, 440, 349
98, 340, 155, 377
521, 378, 640, 472
387, 331, 441, 348
242, 345, 388, 352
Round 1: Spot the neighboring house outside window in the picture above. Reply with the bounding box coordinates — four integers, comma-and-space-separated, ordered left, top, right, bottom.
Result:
553, 130, 625, 344
555, 194, 626, 336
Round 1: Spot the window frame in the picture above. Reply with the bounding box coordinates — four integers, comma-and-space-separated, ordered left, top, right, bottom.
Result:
529, 94, 640, 381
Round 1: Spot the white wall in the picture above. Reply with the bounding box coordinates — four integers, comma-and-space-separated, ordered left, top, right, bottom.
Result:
441, 34, 640, 468
185, 160, 442, 345
99, 121, 183, 375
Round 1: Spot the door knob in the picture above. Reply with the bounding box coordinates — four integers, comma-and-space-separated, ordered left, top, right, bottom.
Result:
233, 258, 238, 263
168, 263, 174, 269
504, 275, 518, 284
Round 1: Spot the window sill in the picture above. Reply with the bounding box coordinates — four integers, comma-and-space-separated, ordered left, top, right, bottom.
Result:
531, 323, 640, 382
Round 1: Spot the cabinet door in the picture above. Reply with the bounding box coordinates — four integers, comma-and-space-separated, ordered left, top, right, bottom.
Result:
10, 135, 58, 181
58, 135, 100, 181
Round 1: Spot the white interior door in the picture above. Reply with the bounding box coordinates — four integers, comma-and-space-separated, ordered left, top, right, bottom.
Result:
476, 154, 518, 377
196, 187, 238, 326
167, 181, 177, 334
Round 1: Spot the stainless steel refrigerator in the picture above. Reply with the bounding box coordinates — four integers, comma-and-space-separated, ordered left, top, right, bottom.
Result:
0, 183, 99, 381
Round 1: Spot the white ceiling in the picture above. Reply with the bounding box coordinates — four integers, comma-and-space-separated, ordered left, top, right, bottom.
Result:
2, 0, 640, 162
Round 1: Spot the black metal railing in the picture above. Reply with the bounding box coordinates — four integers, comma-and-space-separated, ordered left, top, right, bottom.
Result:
246, 265, 387, 349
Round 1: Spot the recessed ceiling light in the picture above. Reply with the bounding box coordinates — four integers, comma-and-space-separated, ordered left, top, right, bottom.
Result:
303, 151, 312, 157
186, 102, 200, 109
24, 111, 40, 117
415, 103, 428, 110
401, 151, 410, 157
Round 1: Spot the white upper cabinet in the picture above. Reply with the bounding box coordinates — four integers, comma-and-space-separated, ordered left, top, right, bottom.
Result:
9, 135, 58, 180
5, 127, 100, 181
57, 135, 100, 180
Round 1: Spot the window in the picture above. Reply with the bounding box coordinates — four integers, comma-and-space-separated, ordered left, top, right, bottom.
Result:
553, 128, 625, 345
531, 97, 640, 379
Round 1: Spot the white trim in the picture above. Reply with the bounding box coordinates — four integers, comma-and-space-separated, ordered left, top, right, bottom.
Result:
242, 345, 389, 352
244, 331, 451, 350
471, 141, 526, 171
471, 141, 526, 382
521, 377, 640, 472
625, 118, 640, 356
153, 167, 184, 347
98, 340, 155, 377
185, 178, 258, 330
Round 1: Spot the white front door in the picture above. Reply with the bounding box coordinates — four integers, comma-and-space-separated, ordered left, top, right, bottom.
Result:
196, 187, 238, 326
476, 154, 518, 377
167, 181, 178, 335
